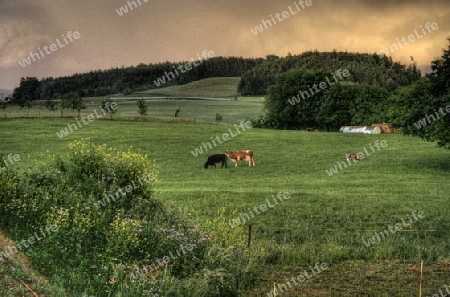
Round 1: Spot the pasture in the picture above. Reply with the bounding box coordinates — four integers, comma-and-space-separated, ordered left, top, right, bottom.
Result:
0, 96, 264, 125
0, 78, 262, 124
1, 115, 449, 296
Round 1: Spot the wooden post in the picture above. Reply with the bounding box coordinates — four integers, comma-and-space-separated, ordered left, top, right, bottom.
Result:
247, 224, 252, 248
419, 260, 423, 297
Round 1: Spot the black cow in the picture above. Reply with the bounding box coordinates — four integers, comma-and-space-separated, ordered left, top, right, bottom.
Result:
204, 154, 227, 169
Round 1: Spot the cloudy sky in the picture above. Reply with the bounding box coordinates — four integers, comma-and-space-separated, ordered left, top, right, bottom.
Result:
0, 0, 449, 90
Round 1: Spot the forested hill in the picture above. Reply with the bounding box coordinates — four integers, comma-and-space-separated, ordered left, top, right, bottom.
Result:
14, 51, 421, 101
30, 57, 264, 100
237, 51, 422, 95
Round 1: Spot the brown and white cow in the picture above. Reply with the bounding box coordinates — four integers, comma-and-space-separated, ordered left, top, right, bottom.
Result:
225, 150, 255, 167
346, 153, 360, 162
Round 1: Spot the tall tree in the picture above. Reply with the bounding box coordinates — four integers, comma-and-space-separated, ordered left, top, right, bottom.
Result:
429, 38, 450, 97
12, 77, 40, 107
397, 39, 450, 149
136, 99, 147, 116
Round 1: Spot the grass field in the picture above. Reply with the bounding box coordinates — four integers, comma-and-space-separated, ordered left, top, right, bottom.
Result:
0, 96, 264, 125
134, 77, 241, 97
1, 116, 450, 296
0, 78, 263, 124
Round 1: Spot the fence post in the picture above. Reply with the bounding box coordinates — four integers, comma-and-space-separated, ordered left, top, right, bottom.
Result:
247, 224, 252, 248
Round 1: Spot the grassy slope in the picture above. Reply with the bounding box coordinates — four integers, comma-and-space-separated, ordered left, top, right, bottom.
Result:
111, 97, 263, 123
134, 77, 241, 97
1, 118, 450, 296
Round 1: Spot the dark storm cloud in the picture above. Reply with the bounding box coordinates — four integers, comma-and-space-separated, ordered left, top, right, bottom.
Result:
0, 0, 449, 89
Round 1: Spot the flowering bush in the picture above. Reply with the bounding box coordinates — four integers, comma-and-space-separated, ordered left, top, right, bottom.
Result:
0, 139, 252, 296
106, 215, 142, 259
0, 169, 21, 226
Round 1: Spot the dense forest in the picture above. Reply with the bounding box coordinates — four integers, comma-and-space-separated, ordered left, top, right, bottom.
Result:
12, 56, 264, 101
237, 51, 421, 95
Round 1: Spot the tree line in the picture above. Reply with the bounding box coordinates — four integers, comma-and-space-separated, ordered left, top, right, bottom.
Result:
12, 56, 264, 102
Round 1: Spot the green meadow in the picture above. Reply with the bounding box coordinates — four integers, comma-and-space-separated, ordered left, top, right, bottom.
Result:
1, 114, 449, 296
0, 78, 258, 124
1, 96, 263, 125
1, 79, 450, 296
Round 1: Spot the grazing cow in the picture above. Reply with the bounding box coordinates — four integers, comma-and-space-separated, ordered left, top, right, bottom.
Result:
204, 154, 228, 169
346, 154, 360, 162
225, 150, 255, 167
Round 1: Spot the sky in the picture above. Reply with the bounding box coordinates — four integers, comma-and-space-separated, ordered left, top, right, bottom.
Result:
0, 0, 449, 90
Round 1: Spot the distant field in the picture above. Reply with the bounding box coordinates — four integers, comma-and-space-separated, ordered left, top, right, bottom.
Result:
0, 77, 264, 124
1, 118, 449, 296
111, 97, 264, 124
134, 77, 241, 97
0, 97, 264, 125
